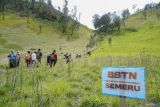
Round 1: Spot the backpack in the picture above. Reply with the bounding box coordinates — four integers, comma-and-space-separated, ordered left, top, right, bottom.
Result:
25, 54, 30, 60
9, 53, 15, 62
36, 52, 42, 60
16, 54, 21, 61
51, 53, 56, 60
36, 52, 40, 59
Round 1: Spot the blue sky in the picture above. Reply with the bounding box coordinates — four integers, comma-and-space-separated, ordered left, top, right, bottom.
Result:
52, 0, 160, 29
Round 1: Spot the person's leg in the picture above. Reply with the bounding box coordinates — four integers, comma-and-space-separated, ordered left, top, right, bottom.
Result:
50, 60, 53, 67
12, 61, 15, 68
53, 60, 57, 66
26, 60, 28, 67
12, 60, 16, 68
32, 60, 36, 67
14, 60, 17, 68
39, 58, 41, 64
26, 60, 29, 67
53, 60, 55, 66
9, 61, 12, 68
17, 61, 20, 67
47, 57, 49, 66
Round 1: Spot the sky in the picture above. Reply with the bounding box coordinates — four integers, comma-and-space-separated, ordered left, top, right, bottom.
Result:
51, 0, 160, 29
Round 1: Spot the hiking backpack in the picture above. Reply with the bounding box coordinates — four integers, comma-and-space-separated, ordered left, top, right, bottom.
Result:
51, 53, 56, 60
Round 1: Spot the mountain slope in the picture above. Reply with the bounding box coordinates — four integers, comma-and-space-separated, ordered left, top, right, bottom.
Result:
0, 12, 91, 55
92, 9, 160, 57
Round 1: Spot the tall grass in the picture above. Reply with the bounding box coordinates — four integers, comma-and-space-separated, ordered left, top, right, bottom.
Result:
0, 52, 160, 107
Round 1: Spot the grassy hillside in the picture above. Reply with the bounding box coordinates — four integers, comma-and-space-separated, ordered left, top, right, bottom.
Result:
0, 12, 91, 55
0, 10, 160, 107
0, 55, 160, 107
92, 9, 160, 57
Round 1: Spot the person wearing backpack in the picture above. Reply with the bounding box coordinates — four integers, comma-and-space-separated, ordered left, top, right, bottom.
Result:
47, 54, 51, 66
16, 51, 21, 67
50, 50, 57, 67
8, 50, 16, 68
36, 49, 43, 64
25, 51, 31, 67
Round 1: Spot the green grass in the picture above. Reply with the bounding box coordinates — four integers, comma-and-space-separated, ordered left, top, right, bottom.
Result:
0, 9, 160, 107
92, 10, 160, 57
0, 55, 160, 107
0, 12, 91, 55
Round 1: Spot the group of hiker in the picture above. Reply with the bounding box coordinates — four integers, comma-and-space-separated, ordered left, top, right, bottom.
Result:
25, 49, 58, 68
24, 49, 43, 67
7, 48, 92, 68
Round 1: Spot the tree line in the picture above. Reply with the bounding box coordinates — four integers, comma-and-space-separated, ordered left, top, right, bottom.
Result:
92, 2, 160, 34
87, 2, 160, 48
0, 0, 80, 35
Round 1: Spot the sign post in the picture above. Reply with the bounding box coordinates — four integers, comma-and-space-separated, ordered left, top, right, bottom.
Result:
120, 96, 126, 107
102, 67, 145, 106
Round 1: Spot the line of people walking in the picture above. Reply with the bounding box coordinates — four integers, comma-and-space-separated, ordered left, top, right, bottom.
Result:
7, 48, 92, 69
24, 49, 42, 67
7, 49, 58, 68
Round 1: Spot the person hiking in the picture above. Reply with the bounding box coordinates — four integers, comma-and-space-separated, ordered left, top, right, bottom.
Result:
47, 54, 51, 66
64, 52, 71, 64
108, 36, 112, 46
16, 51, 21, 67
8, 50, 16, 68
50, 50, 57, 67
31, 51, 37, 67
36, 49, 43, 64
25, 51, 31, 67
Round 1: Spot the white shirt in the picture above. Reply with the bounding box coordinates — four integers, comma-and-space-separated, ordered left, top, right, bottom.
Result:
31, 52, 37, 61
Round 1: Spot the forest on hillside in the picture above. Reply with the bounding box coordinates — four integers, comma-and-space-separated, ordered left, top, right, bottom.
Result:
0, 0, 81, 35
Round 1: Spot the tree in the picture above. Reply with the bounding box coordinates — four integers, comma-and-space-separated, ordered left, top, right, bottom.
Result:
98, 13, 111, 32
112, 14, 121, 31
92, 14, 100, 29
132, 4, 137, 13
156, 9, 160, 19
143, 10, 147, 20
31, 0, 35, 10
70, 6, 80, 35
47, 0, 53, 9
60, 0, 69, 33
108, 36, 112, 46
121, 9, 130, 30
13, 0, 17, 9
25, 0, 31, 23
0, 0, 5, 20
92, 13, 113, 34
